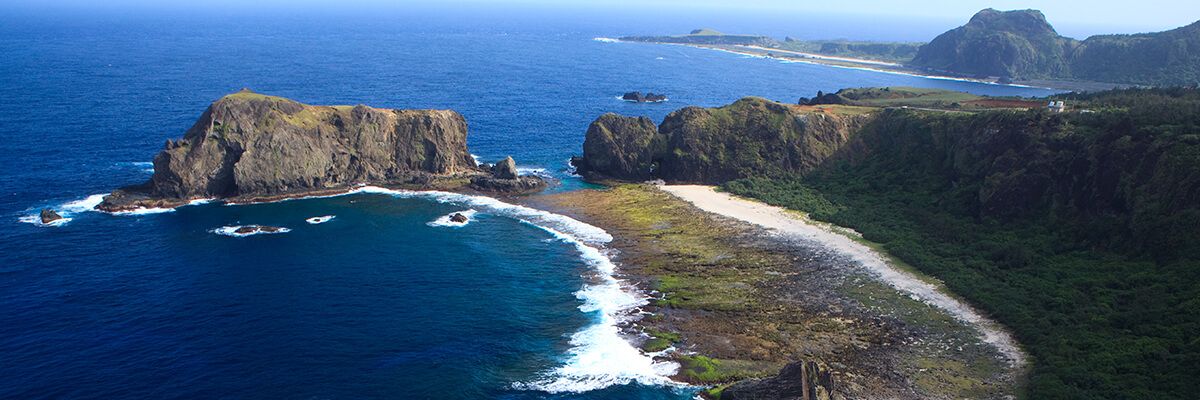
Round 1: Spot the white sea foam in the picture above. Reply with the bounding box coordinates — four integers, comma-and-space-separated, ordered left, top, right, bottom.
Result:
427, 209, 477, 228
306, 215, 336, 224
564, 158, 581, 177
111, 207, 176, 215
513, 222, 680, 393
212, 225, 291, 237
115, 161, 155, 173
593, 37, 620, 43
470, 154, 483, 166
62, 194, 108, 213
351, 186, 613, 243
516, 167, 548, 177
18, 193, 108, 226
344, 186, 674, 392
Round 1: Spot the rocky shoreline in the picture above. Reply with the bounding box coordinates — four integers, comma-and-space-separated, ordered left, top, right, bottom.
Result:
525, 184, 1024, 399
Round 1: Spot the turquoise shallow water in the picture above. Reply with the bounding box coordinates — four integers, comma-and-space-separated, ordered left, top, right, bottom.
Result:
0, 6, 1061, 399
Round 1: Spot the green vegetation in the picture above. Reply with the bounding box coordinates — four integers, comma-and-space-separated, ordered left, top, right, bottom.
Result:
641, 328, 683, 352
722, 87, 1200, 399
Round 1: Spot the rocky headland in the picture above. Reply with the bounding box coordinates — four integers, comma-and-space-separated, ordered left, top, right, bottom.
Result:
97, 90, 543, 212
571, 87, 1200, 399
573, 97, 872, 184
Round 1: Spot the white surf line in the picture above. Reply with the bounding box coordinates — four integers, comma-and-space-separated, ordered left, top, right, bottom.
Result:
658, 185, 1027, 368
347, 186, 681, 392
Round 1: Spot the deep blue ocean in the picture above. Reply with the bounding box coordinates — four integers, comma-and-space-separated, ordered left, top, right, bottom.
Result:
0, 5, 1060, 399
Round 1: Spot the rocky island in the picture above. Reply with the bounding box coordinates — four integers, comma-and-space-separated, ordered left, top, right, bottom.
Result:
97, 89, 544, 212
622, 92, 668, 103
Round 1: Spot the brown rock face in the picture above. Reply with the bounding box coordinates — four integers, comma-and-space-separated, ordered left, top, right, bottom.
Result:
98, 90, 481, 211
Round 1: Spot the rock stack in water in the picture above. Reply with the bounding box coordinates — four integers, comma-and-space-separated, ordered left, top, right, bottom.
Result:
622, 92, 668, 103
96, 89, 519, 212
39, 209, 63, 224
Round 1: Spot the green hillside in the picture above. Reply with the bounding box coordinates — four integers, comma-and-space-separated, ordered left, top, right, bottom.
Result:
721, 87, 1200, 399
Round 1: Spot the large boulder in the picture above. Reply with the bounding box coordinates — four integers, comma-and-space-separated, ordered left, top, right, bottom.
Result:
492, 156, 518, 179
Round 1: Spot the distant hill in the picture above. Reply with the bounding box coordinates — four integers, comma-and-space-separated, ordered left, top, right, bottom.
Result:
912, 8, 1200, 86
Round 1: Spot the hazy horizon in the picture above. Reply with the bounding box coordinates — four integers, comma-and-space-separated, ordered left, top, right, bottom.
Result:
0, 0, 1193, 41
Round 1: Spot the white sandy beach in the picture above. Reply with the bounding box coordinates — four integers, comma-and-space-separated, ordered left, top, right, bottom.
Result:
659, 184, 1027, 368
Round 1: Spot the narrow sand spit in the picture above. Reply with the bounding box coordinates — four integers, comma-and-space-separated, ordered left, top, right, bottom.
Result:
659, 185, 1027, 368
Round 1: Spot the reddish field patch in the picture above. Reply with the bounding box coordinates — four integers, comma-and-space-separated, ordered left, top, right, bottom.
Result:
964, 99, 1046, 109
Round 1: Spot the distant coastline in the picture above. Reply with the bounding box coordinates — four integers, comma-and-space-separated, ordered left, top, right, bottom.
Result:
613, 39, 1122, 93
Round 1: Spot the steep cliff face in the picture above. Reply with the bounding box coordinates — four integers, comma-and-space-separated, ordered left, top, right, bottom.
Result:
575, 98, 873, 184
99, 90, 481, 211
578, 113, 661, 181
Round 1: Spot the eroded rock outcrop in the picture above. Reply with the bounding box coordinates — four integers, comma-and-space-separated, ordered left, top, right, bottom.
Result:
97, 89, 487, 211
468, 156, 547, 195
574, 97, 874, 184
721, 360, 835, 400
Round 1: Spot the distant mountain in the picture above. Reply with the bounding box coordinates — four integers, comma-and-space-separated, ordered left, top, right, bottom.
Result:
912, 8, 1200, 86
911, 9, 1073, 79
